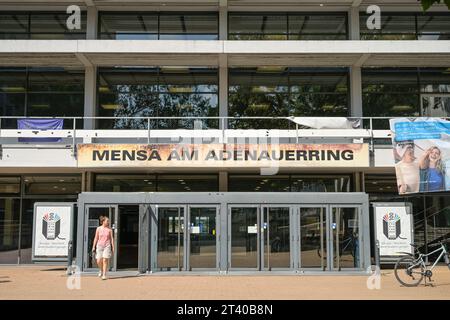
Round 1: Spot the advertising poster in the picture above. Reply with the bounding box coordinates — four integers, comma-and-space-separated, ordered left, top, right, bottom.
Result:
77, 143, 369, 168
390, 118, 450, 195
373, 203, 413, 257
32, 203, 73, 261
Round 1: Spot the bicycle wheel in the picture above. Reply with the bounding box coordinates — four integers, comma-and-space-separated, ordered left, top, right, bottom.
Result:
394, 256, 424, 287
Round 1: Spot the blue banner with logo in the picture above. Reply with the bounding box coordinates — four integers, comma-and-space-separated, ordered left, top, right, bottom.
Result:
390, 118, 450, 194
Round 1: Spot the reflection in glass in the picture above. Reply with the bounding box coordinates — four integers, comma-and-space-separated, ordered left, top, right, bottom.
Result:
189, 208, 216, 269
300, 207, 326, 269
229, 68, 349, 129
332, 208, 359, 269
263, 207, 290, 269
0, 199, 21, 264
97, 67, 218, 129
0, 12, 86, 39
228, 13, 347, 40
231, 207, 258, 268
157, 207, 184, 270
360, 13, 450, 40
99, 13, 218, 40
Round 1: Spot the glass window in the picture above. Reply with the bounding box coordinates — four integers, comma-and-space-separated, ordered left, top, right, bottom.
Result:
229, 14, 287, 40
23, 175, 81, 195
228, 175, 290, 192
0, 68, 26, 129
95, 174, 157, 192
99, 12, 218, 40
97, 67, 218, 129
425, 196, 450, 260
0, 199, 21, 264
362, 68, 420, 129
157, 175, 218, 192
229, 67, 349, 129
419, 68, 450, 94
289, 14, 347, 40
229, 13, 348, 40
417, 14, 450, 40
95, 174, 218, 192
0, 11, 86, 39
360, 12, 450, 40
0, 177, 21, 195
291, 175, 351, 192
0, 14, 29, 39
228, 175, 351, 192
99, 13, 158, 39
30, 12, 86, 39
159, 14, 218, 40
360, 13, 416, 40
0, 67, 84, 129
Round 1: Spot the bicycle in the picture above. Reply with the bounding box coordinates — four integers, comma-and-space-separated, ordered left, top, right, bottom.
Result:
394, 240, 450, 287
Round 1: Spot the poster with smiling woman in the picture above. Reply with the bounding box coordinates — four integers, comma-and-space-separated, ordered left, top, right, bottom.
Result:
390, 118, 450, 195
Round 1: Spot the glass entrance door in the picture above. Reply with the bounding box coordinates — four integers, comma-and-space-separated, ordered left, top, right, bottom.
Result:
229, 206, 259, 269
261, 207, 291, 270
331, 207, 361, 270
84, 205, 118, 271
156, 206, 185, 271
299, 206, 327, 270
188, 206, 218, 270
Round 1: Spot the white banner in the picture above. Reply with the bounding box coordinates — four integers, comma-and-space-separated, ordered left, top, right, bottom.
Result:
33, 204, 72, 259
374, 204, 413, 256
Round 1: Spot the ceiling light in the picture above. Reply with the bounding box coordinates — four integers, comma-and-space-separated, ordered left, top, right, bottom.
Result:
256, 66, 287, 73
391, 105, 413, 112
101, 104, 121, 110
1, 86, 26, 92
160, 66, 190, 73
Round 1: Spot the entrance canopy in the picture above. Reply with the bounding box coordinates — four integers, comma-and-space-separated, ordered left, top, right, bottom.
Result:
76, 192, 371, 274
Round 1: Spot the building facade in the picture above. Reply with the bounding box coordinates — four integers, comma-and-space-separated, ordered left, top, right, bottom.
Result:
0, 0, 449, 273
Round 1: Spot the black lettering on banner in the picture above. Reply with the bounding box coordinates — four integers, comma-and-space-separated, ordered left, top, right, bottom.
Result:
296, 150, 307, 160
93, 150, 109, 161
342, 150, 354, 160
308, 150, 320, 160
148, 150, 161, 161
122, 150, 135, 161
136, 150, 147, 161
111, 150, 121, 161
327, 150, 340, 161
285, 150, 294, 161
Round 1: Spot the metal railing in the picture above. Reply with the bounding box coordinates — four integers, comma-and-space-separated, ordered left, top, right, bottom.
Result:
0, 116, 448, 156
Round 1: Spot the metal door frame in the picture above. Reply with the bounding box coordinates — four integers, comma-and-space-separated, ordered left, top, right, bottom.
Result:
154, 204, 187, 272
83, 204, 119, 272
329, 205, 363, 271
297, 205, 328, 271
187, 205, 220, 271
228, 204, 260, 271
260, 205, 294, 271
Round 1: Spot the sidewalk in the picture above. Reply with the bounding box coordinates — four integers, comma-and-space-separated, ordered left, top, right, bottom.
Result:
0, 265, 449, 300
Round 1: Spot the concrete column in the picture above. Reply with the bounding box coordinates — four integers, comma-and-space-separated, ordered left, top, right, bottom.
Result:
219, 5, 228, 40
219, 54, 228, 130
348, 6, 360, 40
86, 5, 98, 40
83, 66, 97, 129
219, 171, 228, 192
350, 66, 363, 117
